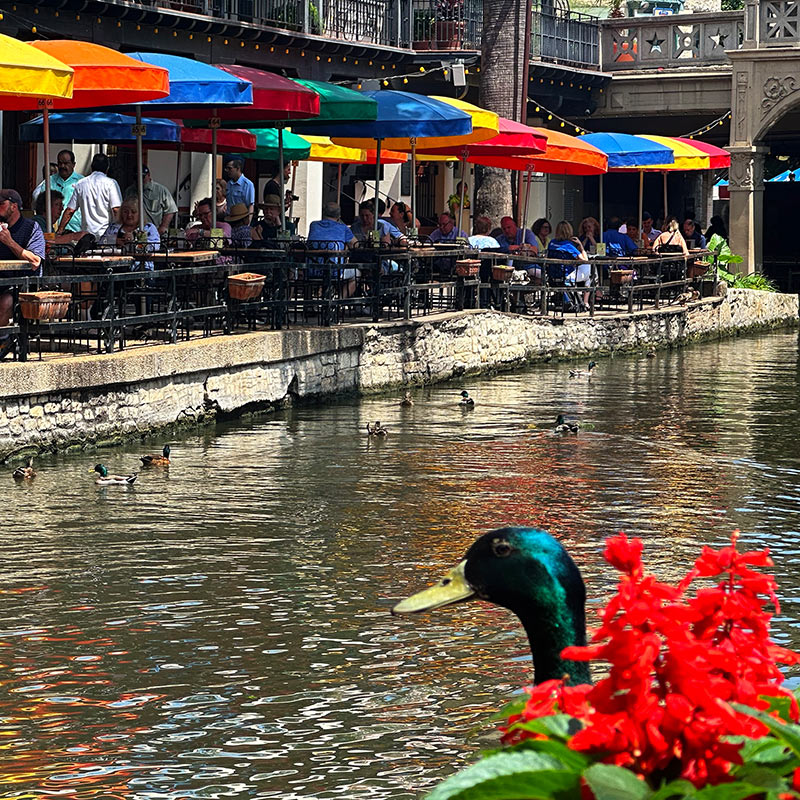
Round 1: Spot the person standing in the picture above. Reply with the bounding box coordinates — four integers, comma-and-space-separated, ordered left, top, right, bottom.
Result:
32, 149, 84, 233
57, 153, 122, 238
124, 165, 177, 236
225, 159, 255, 223
0, 189, 46, 360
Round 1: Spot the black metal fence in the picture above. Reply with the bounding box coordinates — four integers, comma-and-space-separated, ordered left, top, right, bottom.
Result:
531, 0, 600, 68
0, 243, 711, 364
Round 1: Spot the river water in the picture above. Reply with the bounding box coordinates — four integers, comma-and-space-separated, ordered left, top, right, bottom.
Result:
3, 329, 800, 800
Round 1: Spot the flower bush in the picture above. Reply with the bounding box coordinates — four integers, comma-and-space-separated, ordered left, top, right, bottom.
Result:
427, 533, 800, 800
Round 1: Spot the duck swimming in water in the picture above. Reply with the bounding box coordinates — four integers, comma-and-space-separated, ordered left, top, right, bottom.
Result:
366, 421, 389, 437
140, 444, 170, 467
554, 414, 579, 435
12, 456, 35, 482
459, 390, 475, 406
91, 464, 138, 486
400, 392, 414, 407
393, 527, 590, 685
569, 361, 596, 378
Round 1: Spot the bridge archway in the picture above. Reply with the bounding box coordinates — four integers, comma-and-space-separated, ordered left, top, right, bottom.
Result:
728, 0, 800, 273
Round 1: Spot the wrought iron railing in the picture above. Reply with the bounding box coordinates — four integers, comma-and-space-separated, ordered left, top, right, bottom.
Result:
409, 0, 482, 49
531, 0, 600, 68
600, 10, 744, 71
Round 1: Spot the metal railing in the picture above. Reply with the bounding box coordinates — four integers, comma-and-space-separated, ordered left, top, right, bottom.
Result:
409, 0, 482, 49
600, 10, 744, 71
531, 1, 600, 68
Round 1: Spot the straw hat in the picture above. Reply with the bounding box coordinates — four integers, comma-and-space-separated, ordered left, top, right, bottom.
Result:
225, 202, 250, 223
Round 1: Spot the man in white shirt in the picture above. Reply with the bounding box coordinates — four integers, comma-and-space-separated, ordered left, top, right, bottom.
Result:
57, 153, 121, 238
32, 149, 84, 232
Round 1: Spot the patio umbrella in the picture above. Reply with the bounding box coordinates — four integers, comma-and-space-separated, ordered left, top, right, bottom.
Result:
19, 112, 181, 145
299, 91, 473, 233
768, 168, 800, 182
6, 41, 170, 233
416, 113, 546, 232
0, 33, 73, 100
121, 53, 255, 229
247, 128, 312, 162
581, 132, 674, 244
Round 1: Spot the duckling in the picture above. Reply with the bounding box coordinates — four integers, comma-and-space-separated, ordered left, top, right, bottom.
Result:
554, 414, 579, 435
459, 390, 475, 406
400, 392, 414, 408
140, 444, 170, 467
12, 456, 35, 482
569, 361, 596, 378
366, 421, 389, 437
646, 349, 656, 358
90, 464, 137, 486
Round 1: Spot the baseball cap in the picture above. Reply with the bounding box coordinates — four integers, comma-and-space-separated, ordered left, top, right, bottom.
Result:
0, 189, 23, 208
142, 165, 150, 175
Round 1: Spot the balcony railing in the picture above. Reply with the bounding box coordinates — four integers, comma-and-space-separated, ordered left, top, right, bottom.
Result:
409, 0, 482, 49
600, 10, 744, 71
531, 0, 600, 68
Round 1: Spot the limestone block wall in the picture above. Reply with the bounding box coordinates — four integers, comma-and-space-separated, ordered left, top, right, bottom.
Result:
0, 289, 796, 461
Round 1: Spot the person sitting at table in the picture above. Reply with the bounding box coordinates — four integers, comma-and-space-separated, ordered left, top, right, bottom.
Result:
602, 216, 638, 256
547, 220, 591, 309
429, 211, 467, 243
0, 189, 46, 361
307, 201, 360, 298
215, 178, 228, 219
225, 203, 253, 248
704, 215, 728, 243
625, 220, 642, 249
577, 216, 601, 254
350, 201, 406, 245
251, 194, 282, 244
468, 215, 500, 250
531, 218, 552, 251
383, 201, 418, 236
496, 216, 539, 281
101, 197, 160, 270
653, 217, 689, 256
185, 198, 232, 247
641, 211, 661, 244
681, 217, 706, 249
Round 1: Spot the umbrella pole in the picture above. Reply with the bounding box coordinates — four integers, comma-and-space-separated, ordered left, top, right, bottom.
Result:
523, 167, 532, 232
373, 138, 382, 235
410, 137, 417, 238
599, 173, 604, 238
43, 105, 52, 234
638, 170, 644, 247
136, 105, 145, 234
663, 171, 668, 224
289, 159, 297, 221
211, 109, 219, 230
278, 125, 286, 232
457, 151, 467, 235
337, 163, 342, 206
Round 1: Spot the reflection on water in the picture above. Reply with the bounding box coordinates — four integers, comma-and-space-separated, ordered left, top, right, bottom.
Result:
2, 329, 800, 798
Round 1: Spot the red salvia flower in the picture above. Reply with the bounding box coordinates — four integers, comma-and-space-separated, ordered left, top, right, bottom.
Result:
504, 531, 800, 788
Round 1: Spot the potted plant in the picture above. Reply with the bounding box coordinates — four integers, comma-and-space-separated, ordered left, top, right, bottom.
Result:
413, 9, 435, 49
435, 0, 464, 49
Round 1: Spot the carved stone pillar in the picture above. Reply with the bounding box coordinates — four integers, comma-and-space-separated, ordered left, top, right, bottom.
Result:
727, 146, 766, 274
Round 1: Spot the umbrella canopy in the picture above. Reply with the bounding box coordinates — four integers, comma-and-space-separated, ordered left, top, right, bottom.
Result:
767, 168, 800, 182
580, 132, 674, 168
292, 79, 377, 124
123, 53, 253, 108
628, 135, 711, 171
475, 128, 608, 175
315, 90, 474, 148
248, 128, 311, 161
0, 33, 74, 101
672, 137, 730, 169
300, 135, 407, 164
176, 64, 318, 123
179, 127, 256, 154
4, 41, 170, 109
20, 111, 181, 144
416, 115, 547, 159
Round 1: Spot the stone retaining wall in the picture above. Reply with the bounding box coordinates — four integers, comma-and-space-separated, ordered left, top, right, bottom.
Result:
1, 288, 796, 461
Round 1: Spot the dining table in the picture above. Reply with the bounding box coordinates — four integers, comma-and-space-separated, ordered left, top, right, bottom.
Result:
150, 250, 219, 265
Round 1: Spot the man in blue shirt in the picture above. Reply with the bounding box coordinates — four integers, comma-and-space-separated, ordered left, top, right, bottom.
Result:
225, 159, 255, 224
31, 149, 84, 232
350, 201, 406, 245
429, 212, 467, 242
308, 202, 359, 296
495, 216, 537, 252
602, 216, 638, 256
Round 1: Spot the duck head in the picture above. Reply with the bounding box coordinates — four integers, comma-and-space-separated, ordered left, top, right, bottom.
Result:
393, 527, 590, 685
163, 445, 171, 457
91, 464, 108, 477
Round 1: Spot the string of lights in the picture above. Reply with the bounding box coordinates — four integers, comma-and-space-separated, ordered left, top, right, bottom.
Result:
527, 97, 595, 135
682, 110, 731, 139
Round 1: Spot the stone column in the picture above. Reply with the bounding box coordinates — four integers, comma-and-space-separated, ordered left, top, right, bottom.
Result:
727, 145, 766, 274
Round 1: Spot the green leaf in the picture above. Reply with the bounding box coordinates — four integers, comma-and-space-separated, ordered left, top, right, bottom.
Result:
689, 782, 772, 799
762, 695, 795, 723
730, 734, 793, 765
490, 696, 528, 722
511, 738, 591, 771
733, 763, 788, 791
582, 764, 650, 800
733, 703, 800, 758
649, 779, 696, 800
509, 715, 583, 741
425, 751, 581, 800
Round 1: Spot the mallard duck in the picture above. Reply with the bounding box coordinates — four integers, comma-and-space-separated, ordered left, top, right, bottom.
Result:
90, 464, 137, 486
459, 390, 475, 406
140, 444, 170, 467
393, 527, 590, 685
554, 414, 579, 435
366, 421, 389, 437
12, 456, 35, 482
400, 392, 414, 408
569, 361, 596, 378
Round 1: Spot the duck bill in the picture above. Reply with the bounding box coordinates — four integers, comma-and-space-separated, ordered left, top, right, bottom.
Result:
392, 560, 475, 615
